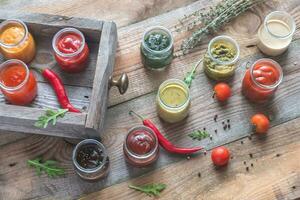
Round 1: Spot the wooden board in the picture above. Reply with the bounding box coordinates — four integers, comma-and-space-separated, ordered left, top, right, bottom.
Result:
0, 0, 300, 199
0, 12, 118, 139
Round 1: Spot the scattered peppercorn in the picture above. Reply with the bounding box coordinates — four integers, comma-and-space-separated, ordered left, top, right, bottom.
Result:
209, 135, 213, 140
251, 163, 254, 167
223, 125, 228, 130
243, 161, 246, 165
276, 153, 281, 157
292, 186, 296, 189
222, 121, 225, 125
241, 141, 244, 144
9, 162, 17, 167
198, 172, 201, 178
246, 167, 249, 171
227, 119, 230, 123
230, 156, 234, 159
228, 124, 231, 129
249, 153, 253, 158
214, 115, 218, 122
214, 129, 218, 134
203, 127, 206, 131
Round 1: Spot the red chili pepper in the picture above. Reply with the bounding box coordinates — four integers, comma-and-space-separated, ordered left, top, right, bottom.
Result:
40, 68, 80, 113
129, 111, 203, 154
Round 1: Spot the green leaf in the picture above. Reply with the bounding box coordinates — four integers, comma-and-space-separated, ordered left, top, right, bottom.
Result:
27, 158, 65, 178
129, 183, 166, 197
183, 58, 203, 88
34, 109, 68, 129
188, 130, 210, 141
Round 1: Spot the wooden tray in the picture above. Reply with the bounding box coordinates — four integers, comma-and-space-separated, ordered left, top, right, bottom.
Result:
0, 13, 118, 139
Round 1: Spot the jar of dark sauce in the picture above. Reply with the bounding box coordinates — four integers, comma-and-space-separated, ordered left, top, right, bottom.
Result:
72, 139, 109, 181
140, 26, 174, 70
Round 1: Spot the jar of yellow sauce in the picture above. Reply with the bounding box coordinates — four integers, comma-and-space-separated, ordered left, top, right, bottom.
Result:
0, 19, 36, 63
157, 79, 190, 123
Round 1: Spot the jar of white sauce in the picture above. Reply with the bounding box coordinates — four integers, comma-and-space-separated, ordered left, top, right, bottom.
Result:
257, 11, 296, 56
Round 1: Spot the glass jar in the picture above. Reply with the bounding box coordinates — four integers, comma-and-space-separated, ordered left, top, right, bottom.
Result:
72, 139, 110, 181
157, 79, 190, 123
52, 28, 89, 73
0, 19, 36, 63
242, 58, 283, 103
0, 59, 37, 105
123, 125, 159, 167
140, 26, 174, 70
203, 35, 240, 81
257, 11, 296, 56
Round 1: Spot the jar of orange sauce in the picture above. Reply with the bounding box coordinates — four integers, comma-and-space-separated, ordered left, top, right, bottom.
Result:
0, 59, 37, 105
0, 19, 36, 63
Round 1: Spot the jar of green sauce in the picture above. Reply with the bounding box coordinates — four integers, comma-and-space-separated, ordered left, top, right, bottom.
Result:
141, 26, 174, 70
157, 79, 190, 123
203, 35, 240, 81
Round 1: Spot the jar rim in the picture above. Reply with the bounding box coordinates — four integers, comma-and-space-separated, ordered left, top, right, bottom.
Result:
264, 11, 296, 39
72, 139, 108, 173
141, 26, 174, 54
0, 59, 30, 91
0, 19, 29, 48
207, 35, 240, 66
249, 58, 283, 90
158, 78, 190, 109
124, 125, 158, 160
52, 27, 85, 58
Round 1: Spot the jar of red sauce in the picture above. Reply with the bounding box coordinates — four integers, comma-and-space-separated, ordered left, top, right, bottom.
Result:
0, 19, 36, 63
123, 126, 159, 167
242, 58, 283, 103
52, 28, 89, 73
0, 59, 37, 105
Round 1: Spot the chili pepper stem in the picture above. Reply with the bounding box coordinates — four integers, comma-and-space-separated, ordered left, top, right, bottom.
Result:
129, 110, 144, 121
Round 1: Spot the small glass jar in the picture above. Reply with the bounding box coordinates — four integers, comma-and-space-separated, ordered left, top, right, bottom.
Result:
52, 28, 89, 73
72, 139, 109, 181
242, 58, 283, 103
123, 125, 159, 167
0, 59, 37, 105
0, 19, 36, 63
140, 26, 174, 70
257, 11, 296, 56
157, 79, 190, 123
203, 35, 240, 81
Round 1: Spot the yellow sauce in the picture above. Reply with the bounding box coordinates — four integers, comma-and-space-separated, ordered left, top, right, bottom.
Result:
157, 80, 190, 123
0, 24, 36, 63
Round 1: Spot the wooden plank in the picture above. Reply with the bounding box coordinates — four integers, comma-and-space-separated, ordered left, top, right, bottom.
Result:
0, 104, 89, 138
83, 117, 300, 200
85, 22, 118, 132
107, 0, 300, 106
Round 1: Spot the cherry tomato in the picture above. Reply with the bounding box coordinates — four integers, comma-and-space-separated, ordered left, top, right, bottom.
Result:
251, 113, 270, 134
214, 83, 231, 102
211, 146, 230, 166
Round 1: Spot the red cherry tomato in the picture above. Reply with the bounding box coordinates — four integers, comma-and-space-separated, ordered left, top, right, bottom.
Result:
251, 114, 270, 134
211, 146, 230, 166
214, 83, 231, 102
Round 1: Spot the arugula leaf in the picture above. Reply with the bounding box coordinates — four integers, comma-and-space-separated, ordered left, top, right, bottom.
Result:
188, 130, 210, 141
183, 58, 203, 88
129, 183, 166, 196
27, 158, 65, 178
35, 109, 68, 128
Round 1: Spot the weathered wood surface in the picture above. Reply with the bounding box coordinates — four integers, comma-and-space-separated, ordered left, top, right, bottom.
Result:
0, 13, 117, 138
1, 0, 300, 199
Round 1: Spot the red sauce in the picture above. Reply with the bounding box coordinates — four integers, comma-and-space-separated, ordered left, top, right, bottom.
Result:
242, 59, 282, 103
127, 130, 156, 155
54, 32, 89, 73
0, 63, 37, 105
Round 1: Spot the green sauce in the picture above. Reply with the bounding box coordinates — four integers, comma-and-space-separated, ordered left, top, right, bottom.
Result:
141, 28, 173, 70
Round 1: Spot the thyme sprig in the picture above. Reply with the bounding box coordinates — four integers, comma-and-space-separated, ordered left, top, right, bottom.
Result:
179, 0, 265, 54
27, 158, 65, 178
183, 58, 203, 88
129, 183, 166, 197
188, 130, 210, 141
35, 109, 68, 128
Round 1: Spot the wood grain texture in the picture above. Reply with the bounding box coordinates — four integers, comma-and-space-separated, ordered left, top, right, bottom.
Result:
83, 116, 300, 200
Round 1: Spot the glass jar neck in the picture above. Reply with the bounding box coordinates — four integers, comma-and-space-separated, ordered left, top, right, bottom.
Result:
124, 126, 158, 160
72, 139, 108, 174
0, 19, 29, 48
263, 11, 296, 40
249, 58, 283, 90
0, 59, 29, 91
52, 27, 85, 58
158, 79, 190, 110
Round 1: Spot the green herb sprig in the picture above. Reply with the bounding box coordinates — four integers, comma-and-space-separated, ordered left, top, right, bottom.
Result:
129, 183, 166, 197
179, 0, 265, 54
184, 58, 203, 88
27, 158, 65, 177
35, 109, 68, 128
188, 130, 210, 141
